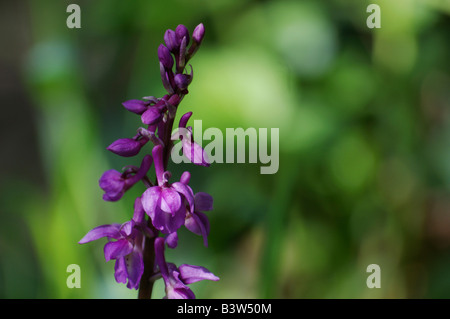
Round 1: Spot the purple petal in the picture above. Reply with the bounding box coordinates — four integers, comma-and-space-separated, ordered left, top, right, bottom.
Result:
187, 24, 205, 59
179, 112, 192, 129
141, 107, 162, 125
152, 145, 165, 186
102, 192, 124, 202
114, 258, 128, 284
175, 25, 190, 47
167, 94, 180, 107
160, 187, 182, 215
160, 62, 174, 94
133, 197, 145, 224
185, 213, 201, 235
141, 186, 162, 219
158, 44, 174, 70
171, 182, 194, 214
179, 171, 191, 185
167, 286, 195, 299
174, 74, 191, 91
166, 232, 178, 249
192, 23, 205, 44
196, 211, 210, 247
178, 264, 219, 284
166, 276, 196, 299
178, 36, 187, 69
114, 252, 144, 290
104, 239, 134, 262
151, 204, 186, 234
125, 154, 153, 187
137, 154, 153, 178
119, 220, 135, 238
107, 138, 145, 157
99, 170, 125, 202
78, 224, 121, 244
194, 192, 213, 211
164, 29, 178, 52
185, 212, 210, 247
125, 251, 144, 290
154, 237, 169, 281
122, 99, 149, 115
182, 140, 210, 167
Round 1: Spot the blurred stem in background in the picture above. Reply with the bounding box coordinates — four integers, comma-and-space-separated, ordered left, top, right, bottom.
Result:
260, 154, 301, 298
24, 0, 114, 298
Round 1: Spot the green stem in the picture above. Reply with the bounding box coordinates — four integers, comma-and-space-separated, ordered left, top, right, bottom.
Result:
260, 154, 299, 298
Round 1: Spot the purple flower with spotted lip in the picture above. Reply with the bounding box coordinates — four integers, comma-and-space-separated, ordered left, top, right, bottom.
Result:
78, 200, 148, 289
154, 237, 219, 299
141, 145, 194, 234
168, 171, 212, 247
99, 154, 152, 201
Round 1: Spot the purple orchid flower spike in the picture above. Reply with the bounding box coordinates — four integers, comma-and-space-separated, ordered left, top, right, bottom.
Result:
82, 23, 217, 299
141, 145, 194, 234
154, 237, 219, 299
173, 112, 210, 167
99, 154, 152, 201
79, 219, 145, 290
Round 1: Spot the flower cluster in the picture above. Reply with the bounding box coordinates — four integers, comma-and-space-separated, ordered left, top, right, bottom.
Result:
79, 23, 219, 298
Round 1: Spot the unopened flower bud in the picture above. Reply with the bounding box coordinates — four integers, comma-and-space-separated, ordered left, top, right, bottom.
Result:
192, 23, 205, 44
122, 100, 149, 115
174, 74, 192, 91
106, 138, 147, 157
158, 44, 174, 70
164, 29, 178, 52
98, 170, 125, 202
167, 94, 181, 107
141, 107, 162, 125
175, 24, 190, 47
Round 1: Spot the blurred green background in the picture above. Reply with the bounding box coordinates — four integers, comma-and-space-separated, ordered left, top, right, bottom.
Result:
1, 0, 449, 298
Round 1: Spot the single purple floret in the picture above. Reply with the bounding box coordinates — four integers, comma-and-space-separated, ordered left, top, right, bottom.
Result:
99, 154, 152, 201
141, 145, 194, 234
173, 112, 210, 167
